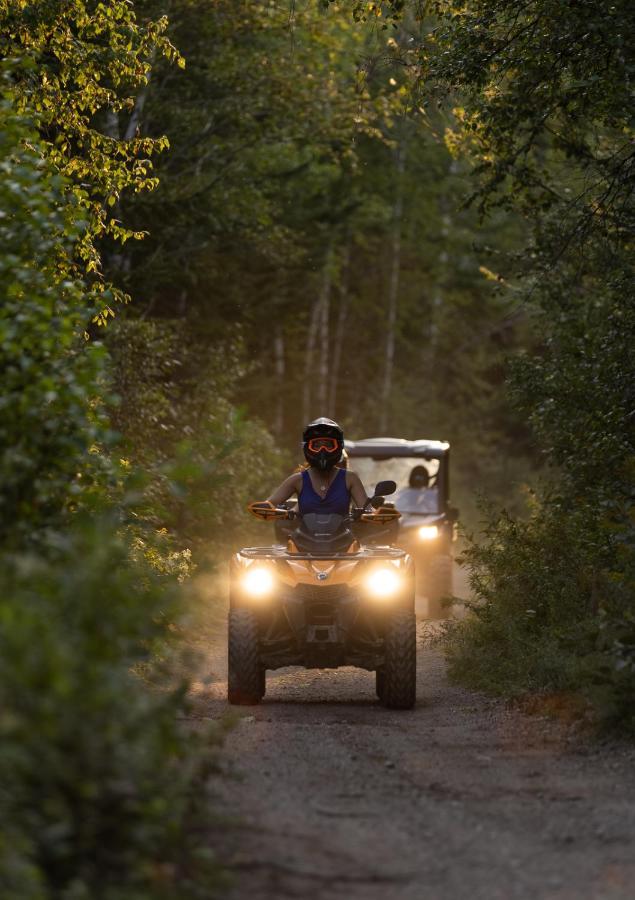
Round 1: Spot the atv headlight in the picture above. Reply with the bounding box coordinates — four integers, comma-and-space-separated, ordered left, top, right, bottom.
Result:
242, 566, 274, 598
366, 567, 401, 599
418, 525, 439, 541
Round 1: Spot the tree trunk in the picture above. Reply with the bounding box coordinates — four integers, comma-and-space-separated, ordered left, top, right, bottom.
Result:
328, 239, 351, 416
317, 245, 333, 413
427, 159, 457, 364
104, 110, 120, 139
102, 110, 125, 275
124, 67, 153, 141
302, 292, 321, 424
303, 244, 334, 421
379, 140, 406, 432
274, 328, 285, 436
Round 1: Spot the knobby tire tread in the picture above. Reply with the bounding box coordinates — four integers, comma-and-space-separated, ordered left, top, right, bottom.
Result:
228, 609, 262, 705
383, 609, 416, 709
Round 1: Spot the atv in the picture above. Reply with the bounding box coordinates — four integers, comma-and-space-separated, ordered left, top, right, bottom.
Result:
345, 438, 459, 618
228, 481, 416, 709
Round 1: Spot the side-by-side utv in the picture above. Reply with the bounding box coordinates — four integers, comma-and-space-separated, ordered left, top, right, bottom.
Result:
345, 438, 459, 618
228, 482, 417, 709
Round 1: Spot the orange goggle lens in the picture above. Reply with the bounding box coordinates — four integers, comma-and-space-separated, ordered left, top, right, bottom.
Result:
307, 437, 340, 453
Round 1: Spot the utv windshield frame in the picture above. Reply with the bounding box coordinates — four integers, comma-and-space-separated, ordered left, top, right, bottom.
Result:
345, 438, 451, 513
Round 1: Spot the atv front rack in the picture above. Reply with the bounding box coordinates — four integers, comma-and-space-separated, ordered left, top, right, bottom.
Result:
239, 545, 407, 561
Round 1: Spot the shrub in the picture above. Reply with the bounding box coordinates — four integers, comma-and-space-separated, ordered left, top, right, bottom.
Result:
448, 499, 603, 697
0, 519, 223, 900
0, 94, 108, 545
107, 318, 284, 559
0, 96, 224, 897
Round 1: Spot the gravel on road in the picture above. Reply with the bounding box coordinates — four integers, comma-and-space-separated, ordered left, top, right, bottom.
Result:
192, 618, 635, 900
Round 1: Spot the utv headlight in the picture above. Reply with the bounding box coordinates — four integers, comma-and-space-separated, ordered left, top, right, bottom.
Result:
418, 525, 439, 541
366, 567, 401, 599
242, 566, 274, 598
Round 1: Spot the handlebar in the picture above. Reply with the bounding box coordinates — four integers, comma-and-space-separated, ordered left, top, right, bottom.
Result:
267, 508, 363, 521
248, 501, 399, 523
274, 506, 371, 521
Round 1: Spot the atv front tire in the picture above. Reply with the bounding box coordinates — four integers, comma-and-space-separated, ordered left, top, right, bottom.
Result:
382, 609, 416, 709
228, 609, 262, 705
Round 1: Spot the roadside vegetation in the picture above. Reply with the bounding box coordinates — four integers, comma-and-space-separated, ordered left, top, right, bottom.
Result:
0, 0, 632, 894
0, 85, 222, 896
401, 0, 634, 727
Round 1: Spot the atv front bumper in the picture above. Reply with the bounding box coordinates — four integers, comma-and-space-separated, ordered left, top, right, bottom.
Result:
229, 552, 414, 671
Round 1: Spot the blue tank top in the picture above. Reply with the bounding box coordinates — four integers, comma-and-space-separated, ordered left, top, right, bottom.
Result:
298, 468, 350, 517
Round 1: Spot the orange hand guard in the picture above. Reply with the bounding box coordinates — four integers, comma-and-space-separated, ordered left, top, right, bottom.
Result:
360, 506, 401, 524
247, 501, 290, 521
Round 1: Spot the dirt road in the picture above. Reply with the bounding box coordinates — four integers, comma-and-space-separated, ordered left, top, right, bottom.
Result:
195, 605, 635, 900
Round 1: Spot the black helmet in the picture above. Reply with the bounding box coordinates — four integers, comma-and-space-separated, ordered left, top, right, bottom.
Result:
302, 417, 344, 471
409, 465, 429, 489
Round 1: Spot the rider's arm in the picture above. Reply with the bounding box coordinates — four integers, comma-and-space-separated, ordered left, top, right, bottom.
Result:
346, 470, 369, 509
267, 473, 303, 506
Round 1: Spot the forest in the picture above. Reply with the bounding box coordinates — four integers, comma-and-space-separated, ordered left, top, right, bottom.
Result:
0, 0, 633, 896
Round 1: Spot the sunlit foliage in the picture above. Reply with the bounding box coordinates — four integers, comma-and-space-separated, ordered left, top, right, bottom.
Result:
0, 93, 106, 543
0, 78, 221, 900
0, 0, 183, 320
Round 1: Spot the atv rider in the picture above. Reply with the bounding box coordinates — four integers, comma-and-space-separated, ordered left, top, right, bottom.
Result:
267, 418, 369, 515
408, 465, 430, 489
394, 464, 438, 515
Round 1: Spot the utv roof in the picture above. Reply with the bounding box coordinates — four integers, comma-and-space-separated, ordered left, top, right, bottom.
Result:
344, 437, 450, 461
